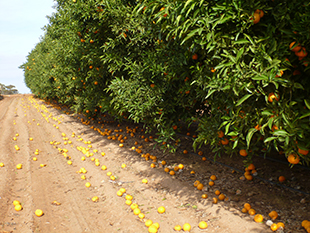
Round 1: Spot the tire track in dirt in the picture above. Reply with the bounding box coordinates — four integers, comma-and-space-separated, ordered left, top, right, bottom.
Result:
25, 96, 95, 233
0, 96, 34, 232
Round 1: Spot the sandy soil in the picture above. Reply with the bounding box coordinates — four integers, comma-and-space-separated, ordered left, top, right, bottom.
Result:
0, 95, 308, 233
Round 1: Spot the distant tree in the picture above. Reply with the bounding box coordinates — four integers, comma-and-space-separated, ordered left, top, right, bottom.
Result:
0, 83, 19, 95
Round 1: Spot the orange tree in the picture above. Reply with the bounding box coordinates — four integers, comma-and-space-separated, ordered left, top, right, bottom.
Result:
20, 0, 310, 165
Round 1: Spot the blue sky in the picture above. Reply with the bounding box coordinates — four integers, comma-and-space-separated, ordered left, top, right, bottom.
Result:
0, 0, 56, 94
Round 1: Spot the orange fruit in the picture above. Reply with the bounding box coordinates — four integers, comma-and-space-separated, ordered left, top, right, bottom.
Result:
245, 174, 253, 181
254, 214, 264, 223
174, 225, 182, 231
253, 12, 260, 24
208, 181, 215, 186
287, 153, 300, 164
218, 194, 225, 201
295, 47, 308, 58
193, 180, 200, 187
244, 203, 251, 211
254, 124, 261, 130
248, 208, 256, 215
145, 219, 153, 227
239, 149, 248, 157
138, 213, 145, 219
298, 147, 309, 155
247, 164, 255, 170
130, 203, 138, 210
201, 194, 208, 199
255, 9, 264, 18
197, 183, 204, 190
169, 170, 175, 176
133, 208, 141, 215
277, 222, 285, 229
241, 208, 248, 213
213, 197, 218, 204
215, 190, 221, 195
161, 161, 167, 165
278, 176, 285, 182
192, 54, 198, 60
202, 157, 207, 161
157, 206, 165, 214
268, 210, 278, 220
221, 138, 229, 145
270, 223, 278, 231
35, 209, 43, 217
13, 200, 20, 206
210, 175, 217, 181
164, 167, 170, 173
218, 131, 224, 138
125, 200, 132, 205
183, 150, 188, 154
198, 221, 208, 229
183, 223, 191, 231
290, 41, 301, 52
178, 164, 184, 169
302, 220, 310, 228
14, 204, 23, 211
268, 92, 280, 102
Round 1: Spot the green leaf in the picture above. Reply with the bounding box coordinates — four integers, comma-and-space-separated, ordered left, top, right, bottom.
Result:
228, 131, 238, 136
236, 47, 244, 62
251, 75, 268, 81
246, 128, 256, 148
273, 130, 288, 136
261, 110, 272, 116
299, 112, 310, 120
264, 137, 277, 143
294, 82, 304, 90
232, 39, 249, 45
282, 113, 293, 128
236, 94, 252, 106
305, 99, 310, 110
232, 138, 239, 149
205, 89, 216, 99
225, 122, 231, 135
181, 28, 202, 44
243, 33, 255, 45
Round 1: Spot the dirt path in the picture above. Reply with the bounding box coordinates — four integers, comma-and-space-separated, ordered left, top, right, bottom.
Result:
0, 95, 308, 233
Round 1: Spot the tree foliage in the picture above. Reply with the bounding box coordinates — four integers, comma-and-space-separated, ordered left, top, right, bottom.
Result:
20, 0, 310, 165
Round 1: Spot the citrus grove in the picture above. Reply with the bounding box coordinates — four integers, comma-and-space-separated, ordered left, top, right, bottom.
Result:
20, 0, 310, 168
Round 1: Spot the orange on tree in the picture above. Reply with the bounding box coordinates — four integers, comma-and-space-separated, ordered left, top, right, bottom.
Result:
221, 138, 229, 145
268, 92, 280, 102
218, 131, 224, 138
287, 153, 300, 164
253, 12, 260, 24
239, 149, 248, 157
298, 147, 309, 155
290, 41, 301, 52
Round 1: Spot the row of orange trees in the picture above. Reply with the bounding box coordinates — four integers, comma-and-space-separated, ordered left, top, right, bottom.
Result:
20, 0, 310, 166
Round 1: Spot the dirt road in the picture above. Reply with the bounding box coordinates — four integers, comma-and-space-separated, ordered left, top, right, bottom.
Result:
0, 95, 307, 233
